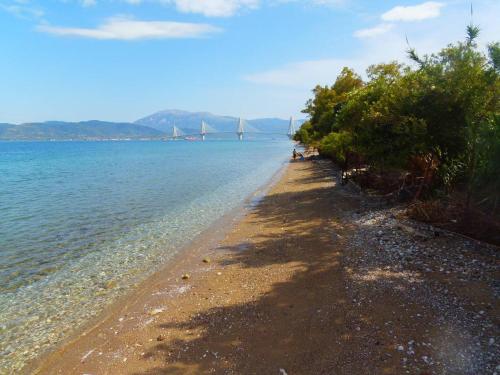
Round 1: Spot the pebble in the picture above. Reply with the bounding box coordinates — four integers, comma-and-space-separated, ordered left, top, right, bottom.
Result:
149, 308, 164, 316
348, 204, 499, 374
182, 274, 190, 280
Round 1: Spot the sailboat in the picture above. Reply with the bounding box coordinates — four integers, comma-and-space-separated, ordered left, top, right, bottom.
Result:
171, 124, 181, 140
200, 120, 207, 141
237, 118, 244, 141
288, 117, 296, 140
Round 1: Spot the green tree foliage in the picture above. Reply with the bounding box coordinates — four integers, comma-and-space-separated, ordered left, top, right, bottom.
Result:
318, 131, 353, 164
301, 67, 363, 139
296, 26, 499, 208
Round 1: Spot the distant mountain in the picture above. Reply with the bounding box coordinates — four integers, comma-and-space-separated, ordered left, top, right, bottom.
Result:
135, 110, 305, 137
0, 111, 305, 141
0, 121, 165, 140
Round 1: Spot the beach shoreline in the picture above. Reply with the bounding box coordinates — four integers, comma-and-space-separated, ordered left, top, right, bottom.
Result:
25, 156, 291, 375
30, 156, 499, 375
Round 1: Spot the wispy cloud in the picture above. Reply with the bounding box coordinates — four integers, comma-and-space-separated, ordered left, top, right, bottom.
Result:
37, 16, 222, 40
353, 2, 445, 39
382, 1, 445, 22
0, 1, 44, 19
123, 0, 347, 17
244, 58, 360, 88
169, 0, 259, 17
81, 0, 97, 7
354, 23, 393, 38
123, 0, 259, 17
244, 0, 489, 89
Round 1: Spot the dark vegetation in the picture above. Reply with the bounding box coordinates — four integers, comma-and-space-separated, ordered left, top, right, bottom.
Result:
294, 26, 500, 244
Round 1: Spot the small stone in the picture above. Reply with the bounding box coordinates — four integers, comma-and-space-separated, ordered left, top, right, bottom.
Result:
489, 338, 495, 345
397, 345, 404, 351
216, 272, 222, 276
157, 335, 165, 341
149, 308, 164, 316
202, 258, 210, 263
182, 274, 190, 280
105, 280, 117, 289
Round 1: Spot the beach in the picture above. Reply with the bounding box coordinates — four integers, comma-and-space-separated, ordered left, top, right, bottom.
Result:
31, 157, 499, 375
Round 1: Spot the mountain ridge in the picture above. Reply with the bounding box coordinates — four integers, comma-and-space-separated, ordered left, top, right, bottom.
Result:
135, 109, 304, 135
0, 120, 165, 140
0, 110, 305, 140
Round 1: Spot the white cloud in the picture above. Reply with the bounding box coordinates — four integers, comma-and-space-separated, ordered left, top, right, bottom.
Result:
382, 1, 444, 22
353, 2, 445, 40
123, 0, 346, 16
244, 1, 500, 90
278, 0, 347, 5
118, 0, 259, 17
0, 2, 44, 19
37, 16, 221, 40
81, 0, 97, 6
164, 0, 259, 17
244, 58, 361, 88
354, 23, 393, 38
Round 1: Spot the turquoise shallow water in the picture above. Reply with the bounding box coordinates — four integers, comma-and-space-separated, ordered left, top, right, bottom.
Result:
0, 140, 291, 373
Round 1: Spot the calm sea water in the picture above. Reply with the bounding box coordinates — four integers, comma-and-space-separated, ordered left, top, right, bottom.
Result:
0, 140, 292, 373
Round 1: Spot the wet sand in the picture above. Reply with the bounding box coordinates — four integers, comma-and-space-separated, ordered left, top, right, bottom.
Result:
32, 158, 499, 374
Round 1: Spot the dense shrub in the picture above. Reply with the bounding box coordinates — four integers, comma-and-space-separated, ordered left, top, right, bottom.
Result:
295, 26, 499, 210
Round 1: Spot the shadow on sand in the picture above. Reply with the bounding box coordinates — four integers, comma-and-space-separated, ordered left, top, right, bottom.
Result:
133, 162, 402, 375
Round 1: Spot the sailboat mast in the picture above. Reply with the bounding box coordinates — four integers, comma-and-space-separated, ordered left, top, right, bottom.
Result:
237, 118, 244, 141
201, 120, 206, 141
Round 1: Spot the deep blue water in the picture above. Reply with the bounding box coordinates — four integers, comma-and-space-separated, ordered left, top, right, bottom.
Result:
0, 140, 292, 372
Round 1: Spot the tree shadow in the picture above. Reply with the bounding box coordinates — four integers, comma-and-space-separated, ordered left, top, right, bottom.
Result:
133, 162, 405, 375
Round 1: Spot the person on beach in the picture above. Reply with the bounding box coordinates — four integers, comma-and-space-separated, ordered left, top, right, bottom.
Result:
293, 148, 297, 160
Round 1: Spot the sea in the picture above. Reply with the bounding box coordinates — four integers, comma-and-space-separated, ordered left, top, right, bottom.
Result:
0, 140, 292, 373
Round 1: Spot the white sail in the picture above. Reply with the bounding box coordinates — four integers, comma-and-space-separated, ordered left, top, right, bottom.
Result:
287, 116, 296, 139
200, 121, 206, 141
237, 118, 244, 141
237, 118, 244, 134
172, 125, 179, 139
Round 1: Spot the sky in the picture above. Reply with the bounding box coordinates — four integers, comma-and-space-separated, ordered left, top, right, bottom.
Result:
1, 0, 499, 123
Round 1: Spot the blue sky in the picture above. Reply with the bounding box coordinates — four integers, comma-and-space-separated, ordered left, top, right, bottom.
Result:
1, 0, 499, 123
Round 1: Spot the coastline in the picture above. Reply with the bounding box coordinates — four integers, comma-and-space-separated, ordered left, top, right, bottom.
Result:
30, 156, 499, 375
26, 156, 290, 374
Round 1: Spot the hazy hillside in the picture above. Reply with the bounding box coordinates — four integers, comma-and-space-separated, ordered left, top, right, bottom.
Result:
135, 109, 303, 136
0, 111, 304, 140
0, 121, 165, 140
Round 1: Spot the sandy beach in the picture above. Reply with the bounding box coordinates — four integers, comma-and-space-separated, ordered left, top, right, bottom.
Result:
31, 158, 499, 375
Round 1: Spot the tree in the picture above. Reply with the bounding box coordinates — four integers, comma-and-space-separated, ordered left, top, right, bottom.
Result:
301, 67, 363, 140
